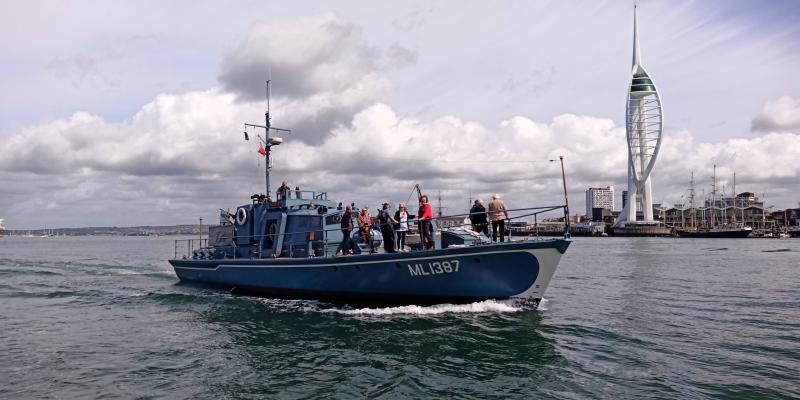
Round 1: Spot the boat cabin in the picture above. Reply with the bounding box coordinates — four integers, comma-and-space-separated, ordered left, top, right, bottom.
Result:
189, 190, 453, 260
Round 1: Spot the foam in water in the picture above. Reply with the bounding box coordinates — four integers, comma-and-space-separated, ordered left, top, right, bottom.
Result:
538, 298, 549, 311
322, 299, 526, 316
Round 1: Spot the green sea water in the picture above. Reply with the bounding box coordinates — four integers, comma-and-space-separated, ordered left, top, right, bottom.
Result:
1, 236, 798, 399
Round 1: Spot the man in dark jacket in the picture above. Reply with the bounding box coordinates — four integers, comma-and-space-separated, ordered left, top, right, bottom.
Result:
338, 205, 355, 255
378, 203, 397, 253
470, 199, 489, 235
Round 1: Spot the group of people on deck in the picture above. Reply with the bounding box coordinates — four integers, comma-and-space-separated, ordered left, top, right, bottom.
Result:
337, 193, 509, 256
338, 195, 435, 255
469, 194, 509, 243
273, 181, 509, 255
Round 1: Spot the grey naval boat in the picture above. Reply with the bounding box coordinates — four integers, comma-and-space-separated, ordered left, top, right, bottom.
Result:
169, 83, 572, 309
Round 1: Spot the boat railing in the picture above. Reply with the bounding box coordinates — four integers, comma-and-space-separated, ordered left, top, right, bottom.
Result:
172, 204, 569, 259
277, 190, 327, 201
174, 238, 209, 260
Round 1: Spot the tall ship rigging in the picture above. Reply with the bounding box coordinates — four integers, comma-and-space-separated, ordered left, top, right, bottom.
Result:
675, 165, 752, 238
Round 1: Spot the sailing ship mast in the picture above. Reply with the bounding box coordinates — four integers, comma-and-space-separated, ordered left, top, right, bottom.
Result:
688, 171, 696, 228
732, 171, 736, 225
710, 165, 717, 229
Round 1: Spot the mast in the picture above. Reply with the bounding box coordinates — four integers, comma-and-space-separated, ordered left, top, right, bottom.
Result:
435, 190, 447, 217
265, 81, 271, 197
688, 171, 696, 228
243, 80, 292, 202
711, 165, 717, 229
732, 171, 736, 225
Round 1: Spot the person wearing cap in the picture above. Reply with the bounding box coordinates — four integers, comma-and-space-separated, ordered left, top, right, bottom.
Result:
378, 203, 398, 253
357, 207, 373, 251
469, 199, 489, 235
488, 194, 509, 242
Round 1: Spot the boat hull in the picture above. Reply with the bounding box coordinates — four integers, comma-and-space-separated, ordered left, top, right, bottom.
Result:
169, 239, 570, 306
676, 229, 752, 238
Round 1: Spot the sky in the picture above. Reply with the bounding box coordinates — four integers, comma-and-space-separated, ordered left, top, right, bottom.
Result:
1, 0, 799, 229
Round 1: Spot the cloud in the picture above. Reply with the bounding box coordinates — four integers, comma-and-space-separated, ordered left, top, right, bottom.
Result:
0, 90, 259, 177
216, 14, 416, 144
45, 52, 122, 88
386, 44, 418, 67
218, 14, 383, 100
751, 96, 800, 133
2, 93, 799, 228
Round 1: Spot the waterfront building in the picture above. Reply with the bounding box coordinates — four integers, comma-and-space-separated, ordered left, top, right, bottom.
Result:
585, 186, 615, 217
617, 5, 664, 227
622, 190, 628, 210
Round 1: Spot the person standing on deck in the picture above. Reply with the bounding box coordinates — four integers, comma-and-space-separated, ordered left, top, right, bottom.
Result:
277, 181, 290, 201
418, 195, 434, 250
378, 203, 398, 253
338, 205, 355, 255
488, 194, 509, 242
470, 199, 489, 236
394, 203, 415, 252
357, 207, 373, 252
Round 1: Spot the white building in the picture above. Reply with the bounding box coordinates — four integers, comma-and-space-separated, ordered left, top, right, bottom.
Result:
586, 186, 615, 216
618, 4, 664, 226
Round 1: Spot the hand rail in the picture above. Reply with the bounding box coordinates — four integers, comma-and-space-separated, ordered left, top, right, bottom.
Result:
172, 204, 570, 259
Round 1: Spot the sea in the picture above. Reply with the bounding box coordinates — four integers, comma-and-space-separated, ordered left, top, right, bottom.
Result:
0, 236, 798, 399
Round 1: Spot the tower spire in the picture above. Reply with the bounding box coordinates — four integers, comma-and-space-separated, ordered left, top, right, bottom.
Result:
632, 3, 642, 69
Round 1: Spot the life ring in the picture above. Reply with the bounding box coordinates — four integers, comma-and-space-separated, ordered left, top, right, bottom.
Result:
236, 207, 248, 225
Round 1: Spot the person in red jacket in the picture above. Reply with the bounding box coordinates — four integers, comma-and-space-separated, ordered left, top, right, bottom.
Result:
418, 195, 434, 250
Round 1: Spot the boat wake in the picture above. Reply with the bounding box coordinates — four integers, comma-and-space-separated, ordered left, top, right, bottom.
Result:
254, 297, 549, 317
325, 298, 549, 316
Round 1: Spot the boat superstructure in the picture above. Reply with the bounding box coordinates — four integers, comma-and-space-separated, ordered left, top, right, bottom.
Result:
168, 82, 572, 308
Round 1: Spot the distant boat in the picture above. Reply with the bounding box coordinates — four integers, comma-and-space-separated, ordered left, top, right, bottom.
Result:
676, 226, 752, 238
675, 165, 751, 238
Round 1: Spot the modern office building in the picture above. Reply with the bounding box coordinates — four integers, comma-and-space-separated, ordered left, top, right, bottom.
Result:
617, 5, 664, 227
586, 186, 615, 217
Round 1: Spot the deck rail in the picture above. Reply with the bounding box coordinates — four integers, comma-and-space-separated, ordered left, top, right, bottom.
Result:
173, 204, 570, 260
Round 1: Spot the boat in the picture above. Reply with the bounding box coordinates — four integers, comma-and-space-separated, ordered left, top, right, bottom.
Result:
675, 226, 752, 238
0, 219, 5, 237
168, 83, 572, 308
675, 165, 752, 238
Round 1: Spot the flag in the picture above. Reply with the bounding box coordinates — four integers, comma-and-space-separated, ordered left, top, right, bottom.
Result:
258, 144, 266, 156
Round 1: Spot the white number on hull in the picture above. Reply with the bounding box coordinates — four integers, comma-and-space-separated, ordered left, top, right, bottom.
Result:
407, 260, 460, 277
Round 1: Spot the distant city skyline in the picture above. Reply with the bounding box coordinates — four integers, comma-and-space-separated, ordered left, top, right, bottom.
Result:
1, 1, 799, 229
